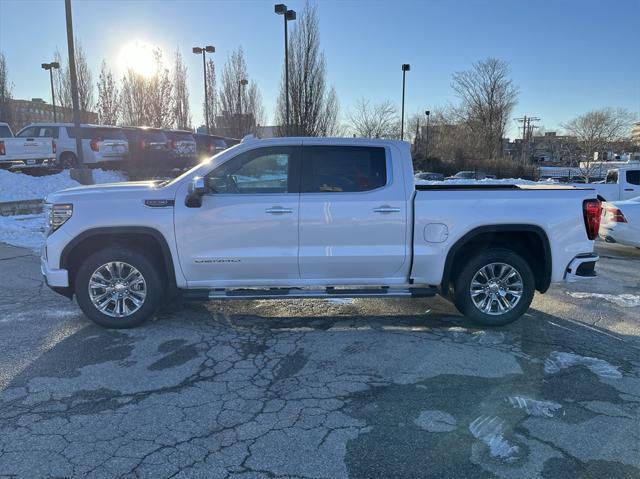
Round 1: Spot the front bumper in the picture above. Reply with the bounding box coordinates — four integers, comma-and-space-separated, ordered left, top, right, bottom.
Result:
40, 254, 69, 287
565, 253, 599, 283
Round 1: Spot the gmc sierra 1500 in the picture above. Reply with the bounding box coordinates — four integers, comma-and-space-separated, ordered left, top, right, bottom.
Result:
41, 137, 601, 328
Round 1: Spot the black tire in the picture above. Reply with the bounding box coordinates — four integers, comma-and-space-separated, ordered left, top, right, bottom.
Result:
60, 152, 78, 169
453, 248, 535, 326
74, 246, 164, 328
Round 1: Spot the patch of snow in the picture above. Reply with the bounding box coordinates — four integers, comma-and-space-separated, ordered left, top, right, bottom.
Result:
324, 298, 355, 305
566, 291, 640, 308
0, 169, 127, 202
0, 213, 46, 251
506, 396, 562, 417
414, 410, 457, 432
468, 416, 519, 462
544, 351, 622, 379
416, 178, 558, 186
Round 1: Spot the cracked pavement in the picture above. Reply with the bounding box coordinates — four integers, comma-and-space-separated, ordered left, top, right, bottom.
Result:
0, 242, 639, 478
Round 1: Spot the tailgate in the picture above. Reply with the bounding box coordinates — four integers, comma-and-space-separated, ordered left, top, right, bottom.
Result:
1, 137, 54, 161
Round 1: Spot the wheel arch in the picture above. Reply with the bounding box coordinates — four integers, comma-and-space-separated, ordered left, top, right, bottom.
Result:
60, 227, 177, 295
441, 224, 552, 295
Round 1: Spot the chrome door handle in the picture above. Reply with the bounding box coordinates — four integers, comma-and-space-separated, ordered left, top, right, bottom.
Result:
265, 206, 293, 214
373, 205, 401, 214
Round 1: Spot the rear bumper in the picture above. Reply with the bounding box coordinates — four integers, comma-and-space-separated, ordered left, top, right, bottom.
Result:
0, 158, 55, 170
564, 253, 599, 282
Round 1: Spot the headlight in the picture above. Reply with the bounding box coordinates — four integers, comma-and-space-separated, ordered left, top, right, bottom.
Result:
46, 203, 73, 235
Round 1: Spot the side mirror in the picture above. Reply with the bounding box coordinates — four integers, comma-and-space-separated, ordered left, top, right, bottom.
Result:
186, 176, 206, 208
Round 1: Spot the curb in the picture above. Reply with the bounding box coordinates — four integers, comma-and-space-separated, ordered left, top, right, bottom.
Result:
0, 199, 44, 217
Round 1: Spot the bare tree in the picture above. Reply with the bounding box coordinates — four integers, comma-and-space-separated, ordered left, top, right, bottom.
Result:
171, 49, 191, 130
96, 61, 119, 125
347, 98, 399, 138
203, 58, 217, 132
217, 47, 263, 138
563, 108, 635, 180
52, 40, 94, 122
275, 1, 340, 136
452, 58, 518, 159
147, 49, 173, 128
120, 69, 149, 126
0, 51, 13, 124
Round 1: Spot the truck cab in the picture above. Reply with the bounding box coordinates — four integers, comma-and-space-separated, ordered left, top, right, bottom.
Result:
599, 166, 640, 201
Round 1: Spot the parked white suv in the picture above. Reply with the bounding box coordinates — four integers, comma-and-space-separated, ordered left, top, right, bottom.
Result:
42, 137, 601, 328
17, 123, 129, 168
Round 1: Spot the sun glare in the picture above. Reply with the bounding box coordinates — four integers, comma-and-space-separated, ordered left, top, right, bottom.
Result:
118, 41, 158, 78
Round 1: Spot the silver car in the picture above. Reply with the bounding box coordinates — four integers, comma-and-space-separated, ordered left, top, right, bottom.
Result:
16, 123, 129, 168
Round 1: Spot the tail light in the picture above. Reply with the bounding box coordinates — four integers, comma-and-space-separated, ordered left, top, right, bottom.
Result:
605, 207, 628, 223
0, 141, 5, 156
208, 143, 215, 154
52, 139, 56, 154
89, 137, 100, 152
139, 139, 147, 149
583, 199, 602, 240
168, 140, 176, 150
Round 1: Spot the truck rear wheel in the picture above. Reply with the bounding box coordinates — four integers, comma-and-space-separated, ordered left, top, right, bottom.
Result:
453, 248, 535, 326
74, 247, 164, 328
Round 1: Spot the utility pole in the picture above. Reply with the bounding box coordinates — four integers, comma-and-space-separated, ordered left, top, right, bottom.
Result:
515, 115, 540, 163
400, 64, 410, 140
65, 0, 92, 184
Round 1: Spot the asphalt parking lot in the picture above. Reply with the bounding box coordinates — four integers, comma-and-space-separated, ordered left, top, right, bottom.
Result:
0, 242, 639, 479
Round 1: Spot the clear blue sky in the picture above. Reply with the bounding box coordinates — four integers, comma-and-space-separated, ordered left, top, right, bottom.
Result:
1, 0, 638, 137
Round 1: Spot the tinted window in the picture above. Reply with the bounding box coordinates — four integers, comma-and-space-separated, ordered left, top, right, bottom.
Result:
165, 131, 194, 142
17, 127, 37, 137
141, 130, 167, 142
605, 170, 618, 184
302, 146, 387, 193
0, 125, 12, 137
87, 128, 126, 140
207, 146, 295, 194
626, 170, 640, 186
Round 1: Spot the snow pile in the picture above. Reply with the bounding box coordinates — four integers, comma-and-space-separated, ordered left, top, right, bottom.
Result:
0, 213, 46, 251
468, 415, 519, 462
544, 351, 622, 379
566, 291, 640, 308
0, 169, 127, 203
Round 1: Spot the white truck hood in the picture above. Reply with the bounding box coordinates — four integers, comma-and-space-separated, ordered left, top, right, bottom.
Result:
45, 180, 174, 203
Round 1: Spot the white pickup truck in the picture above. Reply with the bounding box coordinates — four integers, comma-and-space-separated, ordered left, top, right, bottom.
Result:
41, 137, 601, 328
0, 122, 56, 171
590, 165, 640, 201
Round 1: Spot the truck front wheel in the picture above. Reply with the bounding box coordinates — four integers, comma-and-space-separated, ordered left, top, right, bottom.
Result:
74, 247, 164, 328
453, 248, 535, 326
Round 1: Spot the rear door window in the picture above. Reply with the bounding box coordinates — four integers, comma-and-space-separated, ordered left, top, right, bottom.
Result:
301, 146, 387, 193
37, 126, 59, 138
626, 170, 640, 186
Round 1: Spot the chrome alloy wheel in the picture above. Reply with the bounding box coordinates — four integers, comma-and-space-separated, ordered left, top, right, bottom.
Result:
88, 262, 147, 318
469, 262, 524, 315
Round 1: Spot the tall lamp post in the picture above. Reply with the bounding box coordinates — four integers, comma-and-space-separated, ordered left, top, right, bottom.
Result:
275, 4, 296, 136
424, 110, 430, 159
41, 62, 60, 122
400, 64, 410, 140
193, 45, 215, 134
238, 79, 248, 136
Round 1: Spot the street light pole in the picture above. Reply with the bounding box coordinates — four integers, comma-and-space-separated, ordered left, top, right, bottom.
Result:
193, 45, 215, 134
41, 62, 60, 122
238, 79, 248, 137
400, 64, 410, 140
425, 110, 430, 159
275, 4, 296, 136
64, 0, 92, 184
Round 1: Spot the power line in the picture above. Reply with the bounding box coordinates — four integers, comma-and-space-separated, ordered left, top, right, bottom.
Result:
514, 116, 540, 162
